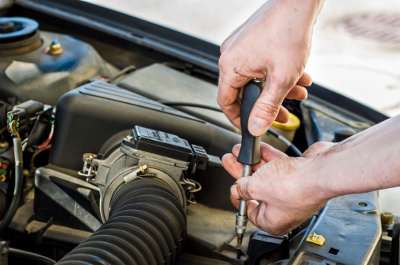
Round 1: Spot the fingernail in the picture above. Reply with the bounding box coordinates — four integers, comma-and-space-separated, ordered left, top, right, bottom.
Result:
249, 117, 268, 136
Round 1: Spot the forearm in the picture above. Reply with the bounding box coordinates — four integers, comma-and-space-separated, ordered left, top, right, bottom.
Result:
279, 0, 325, 25
314, 115, 400, 199
256, 0, 325, 47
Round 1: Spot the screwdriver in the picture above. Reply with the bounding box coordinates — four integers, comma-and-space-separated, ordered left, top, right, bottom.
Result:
235, 79, 263, 259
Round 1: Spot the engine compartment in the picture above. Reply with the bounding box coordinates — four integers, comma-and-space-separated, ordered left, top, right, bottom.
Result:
0, 1, 395, 264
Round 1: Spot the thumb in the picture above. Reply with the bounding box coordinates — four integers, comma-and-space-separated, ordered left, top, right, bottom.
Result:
248, 76, 293, 136
230, 176, 253, 201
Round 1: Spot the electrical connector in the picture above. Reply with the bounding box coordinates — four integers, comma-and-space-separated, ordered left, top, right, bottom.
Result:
7, 100, 44, 136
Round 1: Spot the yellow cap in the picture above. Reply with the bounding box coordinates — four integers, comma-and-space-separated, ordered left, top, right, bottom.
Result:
272, 113, 300, 131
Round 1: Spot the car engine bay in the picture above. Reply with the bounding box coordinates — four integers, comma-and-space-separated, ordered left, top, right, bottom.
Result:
0, 1, 396, 264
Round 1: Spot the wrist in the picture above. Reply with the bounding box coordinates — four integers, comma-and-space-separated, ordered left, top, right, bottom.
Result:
309, 140, 367, 200
299, 155, 336, 204
310, 150, 343, 201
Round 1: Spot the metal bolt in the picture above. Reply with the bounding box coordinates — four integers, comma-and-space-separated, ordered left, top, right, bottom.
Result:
140, 165, 148, 173
47, 40, 64, 55
0, 241, 8, 265
0, 241, 8, 255
381, 212, 394, 226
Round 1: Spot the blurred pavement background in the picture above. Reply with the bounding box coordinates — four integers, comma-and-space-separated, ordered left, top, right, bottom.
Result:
85, 0, 400, 214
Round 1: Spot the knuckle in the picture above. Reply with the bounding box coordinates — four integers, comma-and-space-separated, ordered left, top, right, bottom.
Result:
236, 180, 249, 200
269, 73, 296, 92
246, 179, 258, 197
310, 141, 327, 150
271, 73, 290, 86
254, 100, 280, 119
230, 184, 242, 200
254, 214, 262, 229
216, 94, 226, 108
218, 52, 230, 69
216, 95, 223, 107
230, 185, 237, 198
219, 54, 248, 81
266, 220, 285, 236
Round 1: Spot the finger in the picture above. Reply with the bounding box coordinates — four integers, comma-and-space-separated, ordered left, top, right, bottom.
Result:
216, 86, 241, 129
217, 72, 250, 129
247, 200, 262, 227
230, 183, 241, 200
248, 77, 294, 136
260, 142, 287, 161
297, 72, 312, 86
274, 106, 290, 123
252, 143, 287, 171
232, 144, 268, 170
230, 195, 240, 209
232, 142, 287, 172
222, 153, 244, 180
231, 176, 253, 201
247, 202, 289, 236
247, 200, 260, 215
237, 169, 282, 202
286, 85, 308, 101
231, 144, 241, 157
247, 200, 260, 218
234, 175, 264, 201
227, 144, 279, 179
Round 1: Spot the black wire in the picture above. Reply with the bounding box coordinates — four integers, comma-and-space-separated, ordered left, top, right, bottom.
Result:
159, 100, 303, 156
158, 101, 223, 112
293, 214, 317, 255
109, 65, 137, 83
0, 138, 24, 234
267, 128, 302, 156
9, 248, 56, 265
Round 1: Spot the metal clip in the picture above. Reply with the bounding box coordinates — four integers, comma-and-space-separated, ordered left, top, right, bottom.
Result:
78, 153, 97, 178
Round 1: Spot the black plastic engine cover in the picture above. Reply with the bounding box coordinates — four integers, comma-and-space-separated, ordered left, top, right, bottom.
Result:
50, 81, 240, 171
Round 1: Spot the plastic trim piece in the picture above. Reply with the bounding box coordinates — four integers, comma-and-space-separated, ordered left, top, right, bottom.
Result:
290, 192, 381, 265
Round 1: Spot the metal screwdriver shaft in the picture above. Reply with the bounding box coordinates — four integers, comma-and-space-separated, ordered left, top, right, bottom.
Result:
235, 164, 252, 258
235, 79, 263, 259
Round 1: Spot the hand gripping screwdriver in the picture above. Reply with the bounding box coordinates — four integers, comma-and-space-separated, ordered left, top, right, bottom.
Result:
235, 79, 263, 258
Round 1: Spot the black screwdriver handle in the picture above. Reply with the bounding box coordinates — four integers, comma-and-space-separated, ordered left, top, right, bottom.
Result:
237, 80, 263, 166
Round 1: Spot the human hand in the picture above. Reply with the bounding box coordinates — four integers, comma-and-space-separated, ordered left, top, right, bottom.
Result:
218, 0, 324, 136
222, 141, 333, 235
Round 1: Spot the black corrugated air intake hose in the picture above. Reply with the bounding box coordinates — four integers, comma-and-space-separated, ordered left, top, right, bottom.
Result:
55, 178, 187, 265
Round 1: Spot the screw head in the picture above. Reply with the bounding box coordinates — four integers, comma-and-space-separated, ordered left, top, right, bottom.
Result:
0, 241, 9, 255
